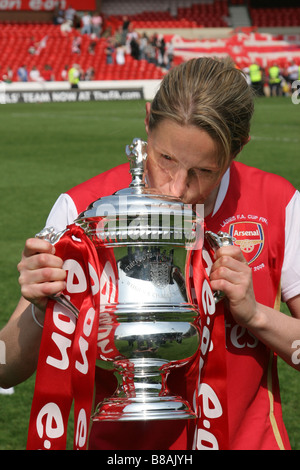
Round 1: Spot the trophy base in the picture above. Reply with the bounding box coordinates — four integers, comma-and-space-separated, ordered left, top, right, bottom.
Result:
92, 395, 196, 422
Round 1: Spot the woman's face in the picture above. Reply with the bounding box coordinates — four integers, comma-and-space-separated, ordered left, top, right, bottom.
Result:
146, 118, 227, 214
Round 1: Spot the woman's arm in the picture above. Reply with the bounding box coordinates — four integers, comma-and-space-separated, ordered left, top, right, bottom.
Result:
210, 245, 300, 371
0, 238, 66, 388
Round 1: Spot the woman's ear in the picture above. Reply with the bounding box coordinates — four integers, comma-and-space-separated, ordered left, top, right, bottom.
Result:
144, 102, 151, 134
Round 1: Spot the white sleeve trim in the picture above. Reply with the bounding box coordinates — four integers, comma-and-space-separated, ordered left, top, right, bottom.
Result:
281, 190, 300, 302
45, 193, 79, 233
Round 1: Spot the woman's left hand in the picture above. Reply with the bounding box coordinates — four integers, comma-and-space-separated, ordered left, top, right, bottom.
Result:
209, 245, 258, 328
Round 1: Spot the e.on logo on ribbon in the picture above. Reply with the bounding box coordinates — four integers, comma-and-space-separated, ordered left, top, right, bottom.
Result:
36, 403, 64, 450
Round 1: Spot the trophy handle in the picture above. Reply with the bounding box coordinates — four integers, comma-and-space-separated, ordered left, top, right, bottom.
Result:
35, 227, 79, 319
205, 231, 236, 304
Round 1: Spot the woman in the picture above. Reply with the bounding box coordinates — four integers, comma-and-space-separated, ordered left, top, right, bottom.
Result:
1, 57, 299, 450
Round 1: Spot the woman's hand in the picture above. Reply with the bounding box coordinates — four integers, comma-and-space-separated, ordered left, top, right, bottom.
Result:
17, 238, 66, 312
209, 245, 258, 328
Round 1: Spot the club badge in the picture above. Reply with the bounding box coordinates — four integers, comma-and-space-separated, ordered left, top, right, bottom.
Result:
228, 221, 264, 265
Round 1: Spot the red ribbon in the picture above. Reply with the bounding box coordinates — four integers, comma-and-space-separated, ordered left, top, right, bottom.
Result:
27, 225, 229, 450
27, 226, 103, 450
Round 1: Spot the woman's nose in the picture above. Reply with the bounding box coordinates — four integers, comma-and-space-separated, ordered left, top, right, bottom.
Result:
169, 168, 188, 199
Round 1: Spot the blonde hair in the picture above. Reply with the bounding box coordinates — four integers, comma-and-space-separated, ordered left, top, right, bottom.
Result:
148, 57, 254, 172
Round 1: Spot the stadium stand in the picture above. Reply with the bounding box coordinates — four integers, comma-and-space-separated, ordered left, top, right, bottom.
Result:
0, 1, 299, 83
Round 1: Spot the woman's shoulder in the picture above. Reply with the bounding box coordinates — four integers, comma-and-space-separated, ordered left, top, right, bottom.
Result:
66, 163, 131, 214
232, 161, 296, 200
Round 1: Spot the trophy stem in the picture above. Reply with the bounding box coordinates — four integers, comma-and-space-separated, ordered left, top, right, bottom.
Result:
92, 359, 196, 421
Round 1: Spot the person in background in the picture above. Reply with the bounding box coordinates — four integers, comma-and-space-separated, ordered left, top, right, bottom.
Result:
249, 61, 264, 96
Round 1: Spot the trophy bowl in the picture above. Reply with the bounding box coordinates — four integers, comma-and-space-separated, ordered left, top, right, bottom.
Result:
75, 138, 204, 421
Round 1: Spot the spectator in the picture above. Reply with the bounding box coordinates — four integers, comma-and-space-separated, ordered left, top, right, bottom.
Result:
65, 5, 77, 27
71, 36, 82, 54
116, 43, 126, 65
81, 11, 92, 35
60, 19, 72, 35
28, 36, 37, 55
145, 35, 158, 65
130, 36, 140, 60
139, 32, 148, 60
126, 24, 138, 55
114, 25, 123, 45
166, 40, 174, 70
29, 66, 44, 82
53, 1, 65, 25
105, 38, 115, 64
91, 11, 103, 38
121, 15, 130, 44
60, 64, 69, 81
43, 64, 55, 82
287, 60, 299, 87
84, 67, 95, 81
157, 35, 166, 67
2, 66, 13, 83
17, 65, 28, 82
88, 37, 97, 55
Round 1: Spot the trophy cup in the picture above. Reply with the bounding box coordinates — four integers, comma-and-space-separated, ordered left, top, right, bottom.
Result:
75, 138, 204, 421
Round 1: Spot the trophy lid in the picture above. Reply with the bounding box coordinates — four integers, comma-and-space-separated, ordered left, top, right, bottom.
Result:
75, 138, 203, 247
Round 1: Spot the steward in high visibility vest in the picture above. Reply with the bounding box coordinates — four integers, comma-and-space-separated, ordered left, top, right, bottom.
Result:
269, 65, 281, 84
268, 64, 282, 96
249, 63, 262, 83
249, 62, 264, 96
68, 64, 81, 89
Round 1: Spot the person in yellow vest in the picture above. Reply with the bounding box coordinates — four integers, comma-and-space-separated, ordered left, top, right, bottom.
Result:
68, 63, 81, 89
268, 63, 282, 97
249, 62, 264, 96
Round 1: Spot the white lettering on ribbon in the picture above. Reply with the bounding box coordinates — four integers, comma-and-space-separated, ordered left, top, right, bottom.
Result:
46, 332, 72, 370
53, 302, 76, 335
97, 261, 117, 359
64, 259, 87, 293
75, 408, 87, 449
75, 307, 96, 375
36, 402, 64, 449
46, 262, 88, 371
193, 275, 221, 450
88, 262, 100, 296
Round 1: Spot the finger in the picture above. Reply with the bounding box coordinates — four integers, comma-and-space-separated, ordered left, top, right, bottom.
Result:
23, 238, 55, 257
21, 280, 67, 303
18, 252, 64, 273
210, 254, 248, 276
210, 264, 248, 285
19, 266, 67, 286
214, 245, 247, 263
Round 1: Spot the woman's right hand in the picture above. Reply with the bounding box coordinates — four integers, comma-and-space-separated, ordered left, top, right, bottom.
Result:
17, 237, 67, 312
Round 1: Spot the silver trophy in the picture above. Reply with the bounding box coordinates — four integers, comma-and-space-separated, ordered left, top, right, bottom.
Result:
37, 138, 234, 422
74, 138, 204, 421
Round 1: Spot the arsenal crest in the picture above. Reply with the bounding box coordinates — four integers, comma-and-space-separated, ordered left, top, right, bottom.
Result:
228, 221, 264, 265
